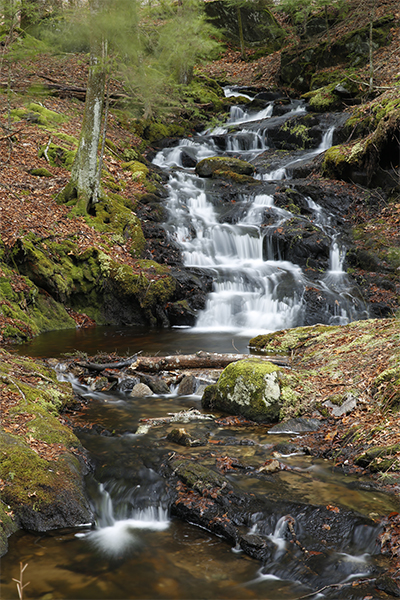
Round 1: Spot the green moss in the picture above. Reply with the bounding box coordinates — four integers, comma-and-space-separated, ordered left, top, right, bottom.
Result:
90, 195, 145, 257
209, 359, 282, 422
355, 444, 400, 472
11, 102, 67, 127
121, 160, 149, 182
307, 86, 340, 112
0, 267, 75, 342
0, 499, 18, 556
196, 156, 255, 177
38, 143, 76, 169
249, 324, 336, 354
30, 167, 53, 177
281, 121, 312, 147
374, 367, 400, 410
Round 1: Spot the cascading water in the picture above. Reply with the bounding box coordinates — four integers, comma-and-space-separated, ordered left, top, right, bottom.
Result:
154, 93, 368, 335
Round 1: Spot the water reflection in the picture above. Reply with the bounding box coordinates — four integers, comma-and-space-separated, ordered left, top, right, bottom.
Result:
10, 325, 251, 359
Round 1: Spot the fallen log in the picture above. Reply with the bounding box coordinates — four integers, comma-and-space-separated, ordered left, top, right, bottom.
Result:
128, 352, 288, 373
76, 356, 137, 372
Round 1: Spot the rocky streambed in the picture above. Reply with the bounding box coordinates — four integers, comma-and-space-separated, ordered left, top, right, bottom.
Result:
2, 317, 400, 598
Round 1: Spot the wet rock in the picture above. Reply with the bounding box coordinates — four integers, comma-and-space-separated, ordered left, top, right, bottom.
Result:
239, 533, 272, 561
181, 150, 197, 168
271, 442, 302, 455
376, 575, 400, 598
258, 459, 280, 473
162, 455, 382, 589
130, 383, 153, 397
268, 417, 322, 434
89, 376, 115, 392
195, 156, 255, 178
167, 428, 208, 447
177, 375, 197, 395
141, 221, 182, 266
165, 301, 197, 327
139, 374, 170, 395
264, 216, 331, 269
117, 376, 140, 393
202, 359, 282, 422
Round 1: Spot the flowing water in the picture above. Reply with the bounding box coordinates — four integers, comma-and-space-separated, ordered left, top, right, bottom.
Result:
2, 92, 395, 600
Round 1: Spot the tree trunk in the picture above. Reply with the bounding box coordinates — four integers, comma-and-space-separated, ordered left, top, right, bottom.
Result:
369, 6, 375, 93
237, 6, 246, 60
61, 3, 107, 212
128, 353, 288, 372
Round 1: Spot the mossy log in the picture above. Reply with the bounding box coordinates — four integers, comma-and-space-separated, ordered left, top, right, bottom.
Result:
128, 352, 288, 373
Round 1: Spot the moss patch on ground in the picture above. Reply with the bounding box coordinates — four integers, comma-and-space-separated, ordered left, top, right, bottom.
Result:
249, 318, 400, 475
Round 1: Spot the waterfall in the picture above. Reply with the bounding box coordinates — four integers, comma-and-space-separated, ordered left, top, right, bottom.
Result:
81, 480, 170, 557
153, 100, 367, 334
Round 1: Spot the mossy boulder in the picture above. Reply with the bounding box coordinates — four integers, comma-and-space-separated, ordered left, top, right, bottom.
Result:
121, 160, 149, 183
195, 156, 255, 178
322, 93, 400, 189
0, 263, 76, 343
202, 359, 282, 422
373, 367, 400, 410
355, 444, 400, 472
29, 167, 53, 177
38, 142, 76, 170
0, 351, 92, 555
11, 237, 176, 327
302, 84, 343, 112
11, 102, 67, 127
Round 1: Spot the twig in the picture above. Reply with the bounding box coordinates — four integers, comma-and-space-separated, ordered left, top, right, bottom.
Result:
1, 376, 27, 403
12, 561, 30, 600
295, 578, 376, 599
43, 137, 52, 163
0, 126, 26, 140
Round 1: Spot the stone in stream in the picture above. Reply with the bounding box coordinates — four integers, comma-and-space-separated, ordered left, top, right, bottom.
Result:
139, 373, 170, 395
167, 427, 208, 447
202, 359, 282, 422
130, 383, 153, 397
177, 375, 196, 395
195, 156, 255, 178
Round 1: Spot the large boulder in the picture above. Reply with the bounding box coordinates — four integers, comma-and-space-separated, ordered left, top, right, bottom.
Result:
202, 359, 282, 422
195, 156, 255, 178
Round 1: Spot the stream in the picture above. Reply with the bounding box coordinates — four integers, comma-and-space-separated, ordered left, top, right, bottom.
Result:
2, 91, 398, 599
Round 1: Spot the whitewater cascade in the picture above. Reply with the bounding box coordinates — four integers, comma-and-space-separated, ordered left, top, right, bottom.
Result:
153, 92, 367, 336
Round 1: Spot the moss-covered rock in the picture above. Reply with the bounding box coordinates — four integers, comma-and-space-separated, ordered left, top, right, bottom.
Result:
201, 359, 282, 422
0, 350, 92, 555
0, 263, 76, 343
11, 236, 175, 327
195, 156, 255, 177
29, 167, 53, 177
11, 102, 67, 127
38, 142, 76, 170
322, 91, 400, 189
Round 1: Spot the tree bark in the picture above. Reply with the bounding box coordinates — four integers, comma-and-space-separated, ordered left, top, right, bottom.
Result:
61, 2, 107, 212
237, 5, 246, 60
